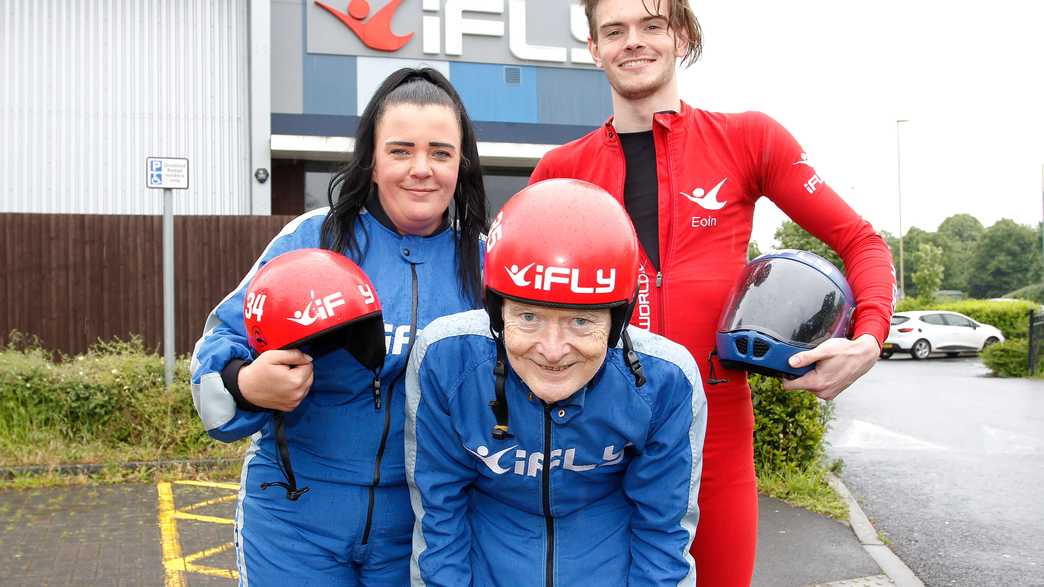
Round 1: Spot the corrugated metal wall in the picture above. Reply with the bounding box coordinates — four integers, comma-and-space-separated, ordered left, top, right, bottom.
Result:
0, 0, 252, 215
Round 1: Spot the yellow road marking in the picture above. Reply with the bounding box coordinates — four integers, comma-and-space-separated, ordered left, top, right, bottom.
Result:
183, 542, 236, 564
180, 493, 237, 512
174, 479, 240, 491
173, 511, 235, 525
157, 482, 188, 587
157, 480, 241, 585
182, 542, 238, 579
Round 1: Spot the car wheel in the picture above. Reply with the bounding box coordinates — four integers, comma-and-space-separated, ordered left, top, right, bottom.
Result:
911, 339, 931, 360
880, 349, 894, 359
982, 337, 999, 351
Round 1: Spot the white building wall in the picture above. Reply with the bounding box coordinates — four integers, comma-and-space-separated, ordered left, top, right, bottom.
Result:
0, 0, 252, 215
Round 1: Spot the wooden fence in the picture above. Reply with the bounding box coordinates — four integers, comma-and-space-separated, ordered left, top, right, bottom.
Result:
0, 213, 296, 356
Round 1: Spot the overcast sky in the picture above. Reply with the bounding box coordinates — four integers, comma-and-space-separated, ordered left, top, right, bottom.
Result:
676, 0, 1044, 249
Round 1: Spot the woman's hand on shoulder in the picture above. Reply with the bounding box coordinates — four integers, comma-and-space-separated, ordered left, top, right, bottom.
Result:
238, 350, 314, 412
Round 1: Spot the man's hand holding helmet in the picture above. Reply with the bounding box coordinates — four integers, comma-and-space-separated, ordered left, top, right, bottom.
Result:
782, 334, 880, 400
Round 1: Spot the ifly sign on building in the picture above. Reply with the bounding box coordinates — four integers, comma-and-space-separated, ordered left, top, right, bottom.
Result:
308, 0, 595, 67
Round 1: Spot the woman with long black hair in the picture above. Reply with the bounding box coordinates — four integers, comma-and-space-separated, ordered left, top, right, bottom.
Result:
190, 67, 488, 585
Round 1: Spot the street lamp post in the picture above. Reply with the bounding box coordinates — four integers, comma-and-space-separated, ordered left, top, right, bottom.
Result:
896, 119, 909, 298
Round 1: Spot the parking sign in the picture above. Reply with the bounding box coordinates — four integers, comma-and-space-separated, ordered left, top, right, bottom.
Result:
146, 157, 189, 189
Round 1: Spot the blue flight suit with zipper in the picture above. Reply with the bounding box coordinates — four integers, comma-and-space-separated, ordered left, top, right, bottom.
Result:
191, 206, 479, 586
405, 310, 708, 587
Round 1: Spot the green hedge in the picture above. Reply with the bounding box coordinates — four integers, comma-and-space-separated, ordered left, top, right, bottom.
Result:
2, 335, 832, 477
751, 374, 828, 474
895, 298, 1037, 340
1005, 282, 1044, 305
0, 337, 221, 466
981, 339, 1031, 377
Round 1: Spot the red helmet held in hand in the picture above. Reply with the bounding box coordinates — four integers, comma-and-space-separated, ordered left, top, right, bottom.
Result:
243, 249, 385, 372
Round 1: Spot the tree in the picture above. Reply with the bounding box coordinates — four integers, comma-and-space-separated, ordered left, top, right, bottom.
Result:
936, 214, 984, 292
748, 240, 762, 260
773, 221, 843, 270
896, 226, 935, 297
967, 219, 1044, 298
912, 242, 944, 303
937, 213, 985, 243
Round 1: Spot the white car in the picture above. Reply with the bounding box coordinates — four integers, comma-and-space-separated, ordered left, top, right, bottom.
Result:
881, 311, 1005, 360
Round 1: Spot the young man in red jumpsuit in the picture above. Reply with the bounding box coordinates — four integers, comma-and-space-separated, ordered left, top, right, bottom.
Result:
529, 0, 896, 584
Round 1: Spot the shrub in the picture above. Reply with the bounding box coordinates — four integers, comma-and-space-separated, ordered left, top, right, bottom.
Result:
0, 336, 223, 466
894, 298, 1037, 340
981, 339, 1030, 377
1005, 282, 1044, 305
751, 374, 829, 474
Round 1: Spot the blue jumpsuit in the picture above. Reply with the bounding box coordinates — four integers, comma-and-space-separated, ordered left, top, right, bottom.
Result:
191, 207, 479, 585
405, 310, 708, 587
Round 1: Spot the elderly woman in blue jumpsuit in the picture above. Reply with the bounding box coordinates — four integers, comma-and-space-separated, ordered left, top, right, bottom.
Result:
405, 180, 708, 587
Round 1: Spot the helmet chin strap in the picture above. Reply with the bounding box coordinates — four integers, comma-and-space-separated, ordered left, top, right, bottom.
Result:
706, 350, 729, 385
260, 412, 311, 501
620, 329, 647, 388
489, 331, 513, 440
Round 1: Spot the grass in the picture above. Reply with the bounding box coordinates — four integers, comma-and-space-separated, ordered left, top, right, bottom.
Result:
0, 456, 244, 490
756, 461, 848, 521
0, 436, 246, 468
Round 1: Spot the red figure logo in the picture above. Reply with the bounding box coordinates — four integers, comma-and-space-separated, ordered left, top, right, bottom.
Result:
315, 0, 413, 52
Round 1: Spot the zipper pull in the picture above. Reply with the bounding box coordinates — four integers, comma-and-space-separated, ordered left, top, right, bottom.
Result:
656, 271, 663, 288
373, 377, 382, 411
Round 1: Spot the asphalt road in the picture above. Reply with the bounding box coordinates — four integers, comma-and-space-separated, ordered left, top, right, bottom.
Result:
827, 355, 1044, 586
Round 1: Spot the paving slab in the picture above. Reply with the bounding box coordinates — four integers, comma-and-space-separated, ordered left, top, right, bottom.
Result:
0, 482, 904, 586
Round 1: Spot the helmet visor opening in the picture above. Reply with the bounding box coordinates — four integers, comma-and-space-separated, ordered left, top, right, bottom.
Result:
282, 311, 385, 373
718, 258, 851, 348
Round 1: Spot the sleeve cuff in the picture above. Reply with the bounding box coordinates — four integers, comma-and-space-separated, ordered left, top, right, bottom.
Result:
221, 359, 265, 412
853, 327, 885, 352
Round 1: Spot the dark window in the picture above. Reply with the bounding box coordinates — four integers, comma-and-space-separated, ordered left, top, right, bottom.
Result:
942, 314, 974, 328
891, 315, 910, 325
483, 169, 531, 214
504, 66, 522, 85
920, 314, 947, 326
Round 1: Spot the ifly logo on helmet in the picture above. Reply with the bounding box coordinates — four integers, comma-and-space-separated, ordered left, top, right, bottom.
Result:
288, 290, 346, 326
505, 264, 616, 294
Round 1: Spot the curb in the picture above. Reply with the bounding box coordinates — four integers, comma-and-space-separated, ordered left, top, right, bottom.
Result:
0, 458, 240, 480
827, 472, 924, 587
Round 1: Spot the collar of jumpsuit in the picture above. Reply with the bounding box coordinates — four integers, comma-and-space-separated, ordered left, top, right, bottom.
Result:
509, 355, 611, 425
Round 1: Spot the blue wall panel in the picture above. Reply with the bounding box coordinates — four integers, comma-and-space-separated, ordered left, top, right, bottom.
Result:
303, 54, 357, 117
449, 62, 537, 124
536, 68, 612, 126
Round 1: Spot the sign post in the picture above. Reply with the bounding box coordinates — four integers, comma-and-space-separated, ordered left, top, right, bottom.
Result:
146, 157, 189, 388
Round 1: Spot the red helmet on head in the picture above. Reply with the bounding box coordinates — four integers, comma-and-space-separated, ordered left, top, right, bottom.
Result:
483, 178, 640, 347
243, 249, 385, 373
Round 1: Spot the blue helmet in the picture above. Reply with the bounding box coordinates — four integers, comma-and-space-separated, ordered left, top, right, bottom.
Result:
716, 250, 855, 379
